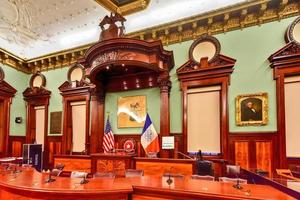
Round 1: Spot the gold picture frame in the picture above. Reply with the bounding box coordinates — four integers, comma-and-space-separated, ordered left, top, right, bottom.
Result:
236, 93, 268, 126
117, 95, 146, 128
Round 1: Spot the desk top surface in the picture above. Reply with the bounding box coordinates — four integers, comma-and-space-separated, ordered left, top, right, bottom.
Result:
0, 166, 296, 200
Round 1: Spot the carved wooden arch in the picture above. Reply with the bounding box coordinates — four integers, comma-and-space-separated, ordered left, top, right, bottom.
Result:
79, 38, 174, 157
58, 65, 95, 155
0, 67, 17, 157
269, 41, 300, 168
177, 36, 236, 159
23, 72, 51, 144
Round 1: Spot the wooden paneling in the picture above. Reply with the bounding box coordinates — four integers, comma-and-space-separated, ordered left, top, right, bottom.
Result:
234, 141, 249, 169
54, 156, 91, 173
47, 136, 62, 168
287, 157, 300, 171
8, 136, 26, 157
256, 141, 272, 173
134, 158, 195, 176
229, 132, 277, 173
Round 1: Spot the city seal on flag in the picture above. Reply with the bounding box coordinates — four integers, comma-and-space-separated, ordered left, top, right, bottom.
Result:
141, 113, 160, 155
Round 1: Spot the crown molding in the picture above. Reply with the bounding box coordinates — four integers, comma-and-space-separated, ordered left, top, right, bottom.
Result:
0, 0, 299, 74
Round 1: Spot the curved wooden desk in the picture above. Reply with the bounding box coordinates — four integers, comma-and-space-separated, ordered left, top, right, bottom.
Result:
0, 166, 295, 200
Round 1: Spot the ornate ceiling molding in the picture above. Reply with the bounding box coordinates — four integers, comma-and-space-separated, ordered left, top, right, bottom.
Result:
94, 0, 150, 16
0, 0, 299, 74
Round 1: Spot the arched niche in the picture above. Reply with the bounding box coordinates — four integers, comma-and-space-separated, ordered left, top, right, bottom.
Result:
23, 72, 51, 166
269, 16, 300, 168
177, 35, 236, 159
58, 63, 93, 155
78, 38, 174, 157
0, 66, 17, 157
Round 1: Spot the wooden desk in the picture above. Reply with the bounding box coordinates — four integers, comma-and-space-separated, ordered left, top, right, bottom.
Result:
91, 153, 135, 176
0, 167, 295, 200
134, 157, 196, 176
54, 155, 91, 172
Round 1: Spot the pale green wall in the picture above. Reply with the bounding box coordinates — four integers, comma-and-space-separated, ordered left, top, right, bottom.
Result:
2, 16, 297, 136
42, 68, 69, 135
1, 63, 29, 136
105, 88, 160, 134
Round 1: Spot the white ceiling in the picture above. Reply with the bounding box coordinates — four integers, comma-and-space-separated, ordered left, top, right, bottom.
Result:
0, 0, 247, 59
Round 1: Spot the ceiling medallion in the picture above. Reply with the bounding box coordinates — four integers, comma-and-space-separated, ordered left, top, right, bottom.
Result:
94, 0, 150, 16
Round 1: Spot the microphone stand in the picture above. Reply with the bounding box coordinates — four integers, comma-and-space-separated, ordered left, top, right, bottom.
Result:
166, 167, 173, 186
45, 170, 56, 183
233, 174, 243, 190
80, 173, 89, 184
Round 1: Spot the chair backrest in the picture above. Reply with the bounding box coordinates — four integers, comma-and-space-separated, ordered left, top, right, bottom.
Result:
196, 160, 214, 176
226, 165, 240, 176
125, 169, 144, 177
70, 171, 88, 178
163, 173, 185, 179
93, 172, 115, 178
191, 175, 215, 181
219, 177, 247, 184
51, 169, 62, 177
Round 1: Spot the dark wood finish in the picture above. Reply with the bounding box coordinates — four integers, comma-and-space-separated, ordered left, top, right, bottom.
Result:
177, 40, 236, 159
8, 136, 26, 157
47, 136, 62, 168
23, 76, 51, 168
54, 155, 91, 172
228, 132, 278, 173
79, 38, 174, 157
59, 82, 93, 155
0, 167, 294, 200
269, 41, 300, 168
0, 71, 17, 157
91, 153, 134, 176
67, 63, 85, 82
287, 157, 300, 171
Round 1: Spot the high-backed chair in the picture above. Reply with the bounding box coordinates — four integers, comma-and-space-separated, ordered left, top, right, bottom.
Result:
125, 169, 144, 177
196, 160, 214, 176
93, 172, 115, 178
219, 177, 247, 184
191, 175, 215, 181
226, 165, 241, 177
70, 171, 88, 179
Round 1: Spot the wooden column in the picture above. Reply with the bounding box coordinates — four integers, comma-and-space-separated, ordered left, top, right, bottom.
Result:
159, 75, 171, 158
90, 92, 105, 153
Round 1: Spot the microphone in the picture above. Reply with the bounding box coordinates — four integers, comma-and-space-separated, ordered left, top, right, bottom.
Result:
45, 170, 56, 183
80, 173, 89, 184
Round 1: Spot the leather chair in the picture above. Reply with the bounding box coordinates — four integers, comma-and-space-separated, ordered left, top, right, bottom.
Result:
196, 160, 214, 176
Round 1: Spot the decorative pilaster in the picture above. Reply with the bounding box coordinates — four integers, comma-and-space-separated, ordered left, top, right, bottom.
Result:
158, 75, 171, 158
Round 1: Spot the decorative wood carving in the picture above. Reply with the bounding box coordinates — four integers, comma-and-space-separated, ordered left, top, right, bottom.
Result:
23, 72, 50, 167
67, 63, 86, 83
286, 16, 300, 44
0, 67, 16, 157
269, 30, 300, 168
59, 72, 94, 155
99, 13, 126, 41
80, 33, 174, 157
177, 36, 235, 159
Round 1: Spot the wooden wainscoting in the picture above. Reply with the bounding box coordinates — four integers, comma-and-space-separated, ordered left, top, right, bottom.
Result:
47, 136, 62, 168
229, 132, 278, 173
8, 136, 26, 157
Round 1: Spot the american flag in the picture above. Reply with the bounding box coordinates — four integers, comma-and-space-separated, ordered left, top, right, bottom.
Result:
103, 117, 115, 153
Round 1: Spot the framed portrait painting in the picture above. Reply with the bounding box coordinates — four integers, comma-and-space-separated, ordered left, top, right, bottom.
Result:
236, 93, 268, 126
117, 95, 146, 128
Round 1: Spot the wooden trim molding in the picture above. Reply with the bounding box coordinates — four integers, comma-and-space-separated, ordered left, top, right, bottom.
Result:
269, 36, 300, 168
0, 67, 17, 157
177, 36, 235, 159
80, 36, 174, 158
